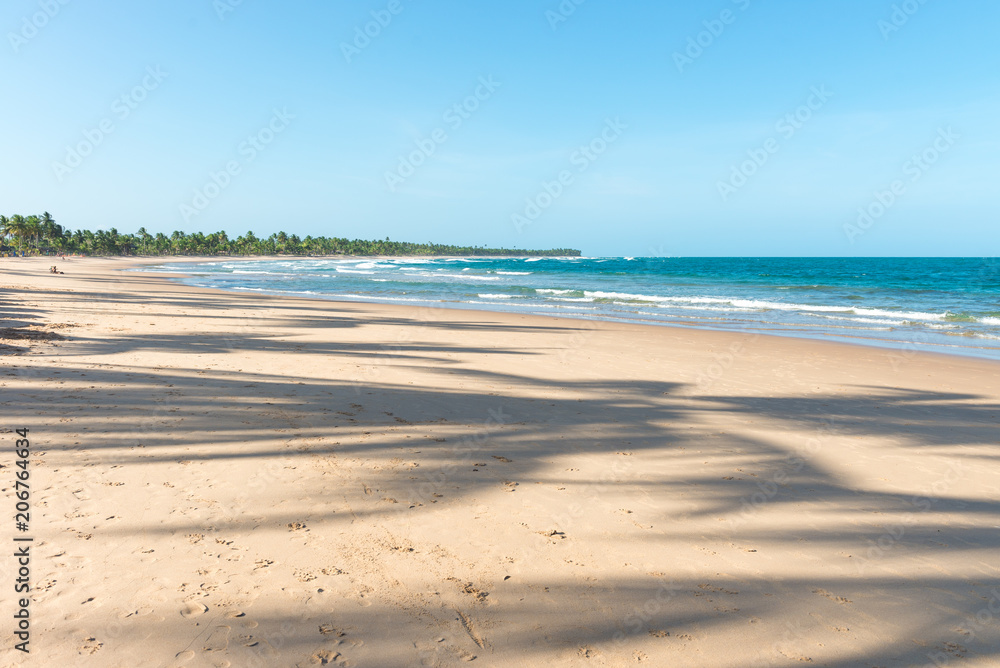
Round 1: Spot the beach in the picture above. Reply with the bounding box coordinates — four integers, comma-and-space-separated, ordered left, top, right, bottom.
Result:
2, 256, 999, 667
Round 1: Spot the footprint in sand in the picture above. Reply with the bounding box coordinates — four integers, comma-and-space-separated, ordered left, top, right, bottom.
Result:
225, 609, 258, 630
181, 602, 209, 618
134, 581, 171, 607
348, 585, 375, 607
319, 624, 347, 638
812, 588, 852, 605
79, 637, 103, 654
202, 624, 231, 652
310, 650, 343, 665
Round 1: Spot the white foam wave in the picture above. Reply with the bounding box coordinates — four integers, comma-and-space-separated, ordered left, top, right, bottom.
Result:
435, 273, 500, 281
231, 270, 288, 275
813, 314, 908, 326
349, 262, 396, 270
580, 291, 951, 322
329, 294, 431, 303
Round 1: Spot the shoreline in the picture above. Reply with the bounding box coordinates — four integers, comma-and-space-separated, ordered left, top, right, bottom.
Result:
2, 257, 999, 666
118, 254, 1000, 366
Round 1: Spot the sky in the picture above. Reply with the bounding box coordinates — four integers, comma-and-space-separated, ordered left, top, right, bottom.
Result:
1, 0, 998, 257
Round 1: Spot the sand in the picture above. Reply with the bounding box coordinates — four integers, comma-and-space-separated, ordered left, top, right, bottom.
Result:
1, 256, 999, 667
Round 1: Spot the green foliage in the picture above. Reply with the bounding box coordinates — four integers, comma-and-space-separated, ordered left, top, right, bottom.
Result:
0, 215, 580, 257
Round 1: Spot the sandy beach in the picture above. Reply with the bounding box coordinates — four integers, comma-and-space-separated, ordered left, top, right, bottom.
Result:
2, 256, 999, 667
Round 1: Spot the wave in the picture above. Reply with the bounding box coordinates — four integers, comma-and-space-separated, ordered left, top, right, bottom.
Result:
329, 294, 433, 303
340, 261, 397, 271
813, 314, 908, 326
537, 289, 583, 296
578, 291, 953, 322
231, 269, 289, 275
141, 257, 1000, 361
434, 273, 500, 281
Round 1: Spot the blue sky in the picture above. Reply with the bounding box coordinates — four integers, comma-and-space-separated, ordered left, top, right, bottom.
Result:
2, 0, 997, 256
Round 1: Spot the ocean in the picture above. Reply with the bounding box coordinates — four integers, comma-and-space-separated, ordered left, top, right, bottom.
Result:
133, 257, 1000, 361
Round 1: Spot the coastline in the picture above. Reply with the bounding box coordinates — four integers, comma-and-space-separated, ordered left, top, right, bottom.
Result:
2, 256, 999, 666
121, 254, 1000, 364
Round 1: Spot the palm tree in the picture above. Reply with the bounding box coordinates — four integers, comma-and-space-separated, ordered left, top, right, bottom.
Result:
154, 232, 168, 255
27, 216, 40, 246
39, 212, 63, 251
137, 227, 152, 255
23, 215, 41, 253
6, 215, 28, 254
40, 212, 55, 238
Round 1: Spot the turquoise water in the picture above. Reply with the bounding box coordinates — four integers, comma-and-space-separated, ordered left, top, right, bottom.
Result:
135, 257, 1000, 360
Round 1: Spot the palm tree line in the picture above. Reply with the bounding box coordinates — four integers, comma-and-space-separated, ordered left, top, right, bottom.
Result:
0, 214, 580, 257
